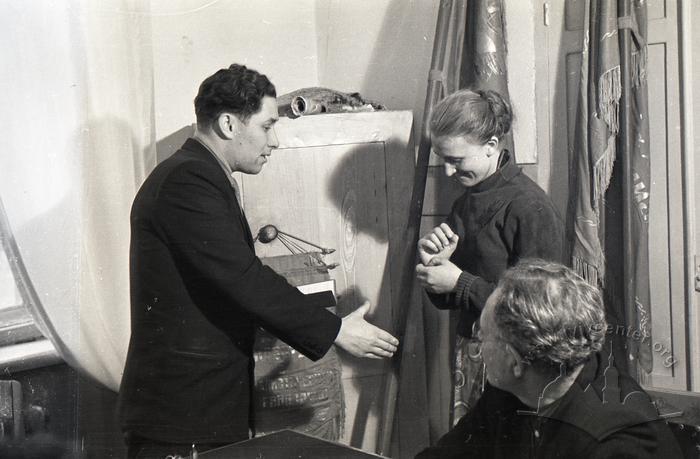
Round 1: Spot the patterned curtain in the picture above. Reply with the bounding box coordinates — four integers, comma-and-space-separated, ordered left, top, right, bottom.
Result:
570, 0, 651, 374
620, 0, 652, 374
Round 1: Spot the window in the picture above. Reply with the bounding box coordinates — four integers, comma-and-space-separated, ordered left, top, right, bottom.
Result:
0, 194, 61, 374
0, 247, 43, 348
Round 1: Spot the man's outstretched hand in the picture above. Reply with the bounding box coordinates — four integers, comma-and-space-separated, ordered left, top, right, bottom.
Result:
334, 302, 399, 359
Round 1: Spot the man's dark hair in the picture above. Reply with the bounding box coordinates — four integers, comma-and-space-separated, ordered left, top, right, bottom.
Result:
194, 64, 276, 127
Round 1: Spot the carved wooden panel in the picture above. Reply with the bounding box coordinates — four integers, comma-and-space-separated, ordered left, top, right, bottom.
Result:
239, 111, 413, 451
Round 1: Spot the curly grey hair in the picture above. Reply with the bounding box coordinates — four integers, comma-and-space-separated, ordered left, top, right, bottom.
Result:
491, 259, 607, 372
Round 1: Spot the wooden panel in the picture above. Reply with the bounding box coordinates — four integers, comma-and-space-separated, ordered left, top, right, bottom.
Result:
687, 0, 700, 395
639, 0, 688, 391
274, 111, 413, 149
544, 0, 584, 217
565, 0, 585, 31
648, 0, 667, 20
242, 143, 392, 338
647, 42, 677, 387
239, 111, 414, 452
504, 1, 538, 164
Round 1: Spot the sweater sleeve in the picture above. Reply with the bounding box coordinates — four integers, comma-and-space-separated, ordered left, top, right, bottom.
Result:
424, 197, 497, 312
425, 260, 495, 312
455, 272, 495, 313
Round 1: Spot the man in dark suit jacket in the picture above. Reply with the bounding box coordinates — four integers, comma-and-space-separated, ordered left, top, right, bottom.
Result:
118, 64, 399, 458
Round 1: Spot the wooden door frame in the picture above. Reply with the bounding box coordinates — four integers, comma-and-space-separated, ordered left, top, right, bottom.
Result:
680, 0, 700, 394
644, 0, 700, 426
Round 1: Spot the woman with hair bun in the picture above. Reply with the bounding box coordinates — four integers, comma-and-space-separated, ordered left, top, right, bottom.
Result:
415, 88, 564, 421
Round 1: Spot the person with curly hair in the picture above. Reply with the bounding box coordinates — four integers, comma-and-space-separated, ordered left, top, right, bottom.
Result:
417, 259, 682, 458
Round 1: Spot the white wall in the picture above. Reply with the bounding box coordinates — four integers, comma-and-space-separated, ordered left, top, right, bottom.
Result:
316, 0, 439, 143
504, 0, 538, 165
150, 0, 441, 145
148, 0, 449, 173
150, 0, 321, 140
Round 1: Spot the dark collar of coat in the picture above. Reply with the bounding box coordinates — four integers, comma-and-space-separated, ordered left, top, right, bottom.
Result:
180, 137, 255, 248
181, 137, 221, 166
517, 352, 662, 441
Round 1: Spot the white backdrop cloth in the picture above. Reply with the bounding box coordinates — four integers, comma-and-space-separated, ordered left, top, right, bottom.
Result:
0, 1, 156, 391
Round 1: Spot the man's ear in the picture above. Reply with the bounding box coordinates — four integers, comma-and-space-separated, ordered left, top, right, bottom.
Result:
215, 113, 238, 139
506, 344, 527, 379
485, 136, 500, 157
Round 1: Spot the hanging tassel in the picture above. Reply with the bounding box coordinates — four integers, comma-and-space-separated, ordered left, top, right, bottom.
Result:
598, 65, 621, 134
592, 135, 617, 211
590, 64, 621, 212
573, 255, 604, 287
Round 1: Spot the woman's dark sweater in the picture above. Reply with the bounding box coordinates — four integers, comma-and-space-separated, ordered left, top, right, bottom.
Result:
428, 151, 564, 336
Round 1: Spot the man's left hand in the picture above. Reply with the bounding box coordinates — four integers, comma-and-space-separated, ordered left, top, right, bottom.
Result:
415, 257, 462, 294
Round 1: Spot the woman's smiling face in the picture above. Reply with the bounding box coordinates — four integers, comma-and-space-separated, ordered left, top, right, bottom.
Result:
431, 134, 500, 188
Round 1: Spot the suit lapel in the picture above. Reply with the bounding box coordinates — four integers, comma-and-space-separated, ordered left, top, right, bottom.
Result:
181, 138, 256, 250
236, 200, 255, 250
228, 175, 255, 249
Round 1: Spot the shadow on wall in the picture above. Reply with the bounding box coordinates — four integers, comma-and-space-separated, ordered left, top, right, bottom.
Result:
325, 144, 390, 246
358, 0, 437, 141
155, 125, 194, 164
325, 144, 394, 449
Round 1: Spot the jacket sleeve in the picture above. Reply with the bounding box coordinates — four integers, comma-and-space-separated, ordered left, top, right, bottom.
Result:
151, 163, 341, 361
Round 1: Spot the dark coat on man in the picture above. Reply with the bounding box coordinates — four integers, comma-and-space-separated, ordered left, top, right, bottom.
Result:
118, 138, 341, 444
416, 353, 683, 459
